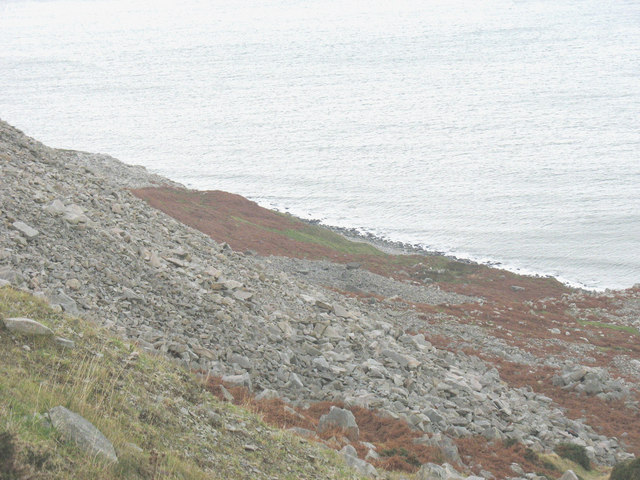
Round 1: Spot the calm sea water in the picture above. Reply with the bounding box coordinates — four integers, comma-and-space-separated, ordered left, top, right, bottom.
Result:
2, 0, 639, 290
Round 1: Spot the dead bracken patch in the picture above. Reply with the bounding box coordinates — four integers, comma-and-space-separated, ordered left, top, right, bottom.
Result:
456, 437, 560, 479
487, 356, 640, 456
204, 377, 445, 473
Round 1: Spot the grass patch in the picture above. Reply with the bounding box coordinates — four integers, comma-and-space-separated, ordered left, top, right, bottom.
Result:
539, 453, 610, 480
555, 443, 591, 470
231, 215, 383, 256
0, 286, 362, 479
577, 319, 640, 336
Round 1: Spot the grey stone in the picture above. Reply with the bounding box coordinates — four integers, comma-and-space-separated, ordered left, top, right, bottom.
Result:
510, 463, 525, 475
47, 406, 117, 463
333, 303, 350, 318
228, 353, 252, 370
2, 317, 53, 336
44, 199, 66, 215
427, 433, 461, 464
287, 372, 304, 389
340, 445, 377, 477
222, 372, 252, 391
561, 367, 587, 385
218, 385, 235, 402
482, 426, 506, 441
255, 389, 279, 401
558, 471, 579, 480
0, 267, 24, 285
233, 290, 253, 301
416, 463, 465, 480
318, 406, 359, 441
54, 337, 75, 348
12, 220, 39, 238
48, 291, 78, 315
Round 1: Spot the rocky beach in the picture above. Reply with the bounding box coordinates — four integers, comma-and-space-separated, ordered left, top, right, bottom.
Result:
2, 119, 640, 479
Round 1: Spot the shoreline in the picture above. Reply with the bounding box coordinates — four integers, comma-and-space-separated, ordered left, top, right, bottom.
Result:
266, 208, 611, 293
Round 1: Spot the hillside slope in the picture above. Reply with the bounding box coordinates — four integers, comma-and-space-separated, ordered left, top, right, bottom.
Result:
2, 119, 639, 479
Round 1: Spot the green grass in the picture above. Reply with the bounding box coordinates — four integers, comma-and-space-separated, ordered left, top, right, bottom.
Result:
554, 443, 591, 471
231, 215, 383, 256
577, 319, 640, 336
539, 453, 610, 480
0, 286, 363, 480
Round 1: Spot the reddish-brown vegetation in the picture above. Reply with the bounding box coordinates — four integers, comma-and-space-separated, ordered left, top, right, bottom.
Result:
487, 357, 640, 456
456, 437, 559, 479
204, 377, 445, 473
132, 187, 366, 262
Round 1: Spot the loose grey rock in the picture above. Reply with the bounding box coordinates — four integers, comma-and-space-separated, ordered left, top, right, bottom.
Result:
2, 317, 53, 336
340, 445, 377, 478
54, 336, 75, 348
0, 267, 23, 285
255, 389, 279, 401
558, 471, 579, 480
318, 406, 359, 441
415, 462, 465, 480
47, 291, 79, 315
44, 199, 66, 215
222, 372, 252, 392
47, 406, 118, 463
12, 220, 39, 239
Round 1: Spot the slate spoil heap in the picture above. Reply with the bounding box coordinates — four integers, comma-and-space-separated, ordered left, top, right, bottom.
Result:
1, 119, 639, 479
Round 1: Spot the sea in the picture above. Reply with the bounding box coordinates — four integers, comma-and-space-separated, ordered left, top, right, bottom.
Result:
1, 0, 639, 291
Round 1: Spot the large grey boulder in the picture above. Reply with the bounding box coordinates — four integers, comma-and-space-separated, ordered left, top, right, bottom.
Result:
2, 317, 53, 336
47, 406, 118, 463
317, 406, 359, 441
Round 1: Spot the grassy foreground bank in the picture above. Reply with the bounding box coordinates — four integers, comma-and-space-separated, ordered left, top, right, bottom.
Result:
0, 286, 360, 480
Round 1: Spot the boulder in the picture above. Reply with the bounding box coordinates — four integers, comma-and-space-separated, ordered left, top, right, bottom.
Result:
558, 471, 579, 480
318, 406, 359, 441
2, 317, 53, 336
340, 445, 377, 477
47, 406, 117, 463
47, 291, 79, 315
222, 372, 252, 391
0, 267, 24, 285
